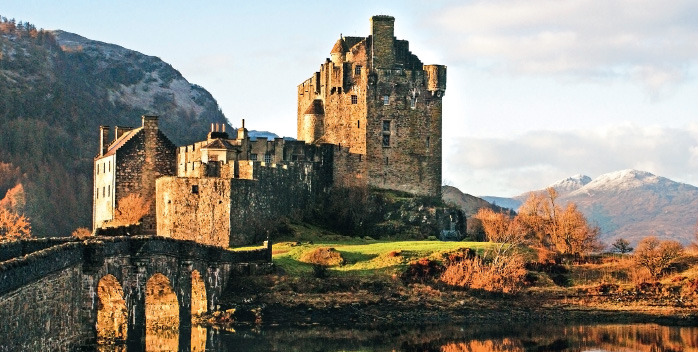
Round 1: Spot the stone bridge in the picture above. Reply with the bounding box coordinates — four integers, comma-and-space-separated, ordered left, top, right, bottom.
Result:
0, 236, 272, 351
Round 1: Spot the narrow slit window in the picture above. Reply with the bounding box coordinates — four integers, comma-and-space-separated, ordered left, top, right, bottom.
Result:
426, 136, 430, 148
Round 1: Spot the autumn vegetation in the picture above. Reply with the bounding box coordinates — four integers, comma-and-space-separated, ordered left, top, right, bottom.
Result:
112, 193, 151, 226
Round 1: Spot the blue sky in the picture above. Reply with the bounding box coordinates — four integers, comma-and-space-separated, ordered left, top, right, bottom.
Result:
4, 0, 698, 196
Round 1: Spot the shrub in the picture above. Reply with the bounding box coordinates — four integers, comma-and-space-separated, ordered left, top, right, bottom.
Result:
299, 247, 345, 266
440, 254, 527, 294
401, 257, 444, 283
71, 227, 92, 239
441, 248, 476, 266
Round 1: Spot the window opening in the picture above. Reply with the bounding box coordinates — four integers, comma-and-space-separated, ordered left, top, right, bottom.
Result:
351, 95, 358, 104
250, 154, 257, 161
357, 120, 360, 128
191, 185, 199, 194
383, 134, 390, 147
354, 65, 362, 75
426, 136, 430, 148
383, 95, 390, 105
264, 154, 272, 164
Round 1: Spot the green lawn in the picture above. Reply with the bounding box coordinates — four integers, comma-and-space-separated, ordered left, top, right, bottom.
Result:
272, 240, 495, 277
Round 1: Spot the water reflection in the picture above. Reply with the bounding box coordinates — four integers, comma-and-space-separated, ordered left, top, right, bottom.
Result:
96, 323, 698, 351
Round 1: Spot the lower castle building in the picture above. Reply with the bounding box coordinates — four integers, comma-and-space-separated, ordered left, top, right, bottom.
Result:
93, 15, 450, 247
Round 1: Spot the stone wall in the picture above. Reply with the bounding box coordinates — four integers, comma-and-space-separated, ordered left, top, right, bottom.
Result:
0, 242, 85, 351
365, 67, 443, 197
158, 160, 331, 247
0, 236, 272, 350
113, 117, 177, 232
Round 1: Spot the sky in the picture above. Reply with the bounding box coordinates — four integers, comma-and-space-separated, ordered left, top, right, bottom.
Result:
4, 0, 698, 197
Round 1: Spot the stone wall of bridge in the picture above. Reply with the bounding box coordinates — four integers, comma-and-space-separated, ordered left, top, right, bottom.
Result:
0, 236, 272, 351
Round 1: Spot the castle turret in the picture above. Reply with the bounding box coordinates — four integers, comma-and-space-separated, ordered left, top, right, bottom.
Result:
330, 37, 348, 64
424, 65, 447, 97
370, 15, 395, 69
299, 99, 325, 143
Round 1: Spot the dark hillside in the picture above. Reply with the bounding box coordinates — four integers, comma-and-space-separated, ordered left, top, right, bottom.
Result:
0, 17, 231, 237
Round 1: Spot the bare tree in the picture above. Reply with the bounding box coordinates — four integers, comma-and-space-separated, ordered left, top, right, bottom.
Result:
634, 237, 683, 278
611, 238, 633, 254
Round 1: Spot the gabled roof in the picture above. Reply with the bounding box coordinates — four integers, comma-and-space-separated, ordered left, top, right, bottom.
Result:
202, 138, 236, 150
101, 127, 142, 158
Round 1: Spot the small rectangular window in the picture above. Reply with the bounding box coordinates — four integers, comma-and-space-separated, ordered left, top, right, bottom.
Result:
107, 185, 110, 197
385, 156, 389, 165
383, 95, 390, 105
108, 161, 111, 172
354, 65, 362, 75
97, 165, 99, 175
382, 120, 390, 132
351, 95, 358, 104
103, 163, 106, 173
357, 120, 360, 128
250, 154, 258, 161
191, 185, 199, 194
383, 134, 390, 147
264, 154, 272, 164
102, 187, 105, 198
410, 98, 416, 109
96, 188, 99, 199
426, 136, 430, 148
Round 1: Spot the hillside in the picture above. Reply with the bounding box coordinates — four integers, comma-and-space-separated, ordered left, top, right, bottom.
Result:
442, 186, 511, 217
482, 170, 698, 245
0, 19, 231, 237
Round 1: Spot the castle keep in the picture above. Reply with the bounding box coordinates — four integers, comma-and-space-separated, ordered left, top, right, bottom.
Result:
93, 16, 448, 246
298, 15, 446, 196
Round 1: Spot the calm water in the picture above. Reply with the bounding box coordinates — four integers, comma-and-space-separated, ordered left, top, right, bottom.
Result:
98, 323, 698, 351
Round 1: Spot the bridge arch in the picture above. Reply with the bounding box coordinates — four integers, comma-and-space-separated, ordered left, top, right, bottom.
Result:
145, 272, 180, 350
96, 274, 127, 343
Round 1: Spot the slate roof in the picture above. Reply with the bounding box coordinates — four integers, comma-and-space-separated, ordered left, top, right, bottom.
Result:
202, 138, 236, 150
102, 127, 142, 158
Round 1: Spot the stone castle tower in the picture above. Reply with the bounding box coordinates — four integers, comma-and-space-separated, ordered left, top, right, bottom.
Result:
298, 15, 446, 197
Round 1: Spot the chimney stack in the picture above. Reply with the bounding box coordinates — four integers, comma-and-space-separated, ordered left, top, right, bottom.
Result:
100, 126, 110, 156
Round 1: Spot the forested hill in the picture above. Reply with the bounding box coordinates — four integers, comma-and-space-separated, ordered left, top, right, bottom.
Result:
0, 17, 232, 237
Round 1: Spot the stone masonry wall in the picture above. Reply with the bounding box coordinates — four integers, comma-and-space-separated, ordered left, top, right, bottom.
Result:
364, 67, 443, 197
157, 160, 330, 247
156, 177, 232, 247
113, 120, 176, 232
0, 243, 85, 351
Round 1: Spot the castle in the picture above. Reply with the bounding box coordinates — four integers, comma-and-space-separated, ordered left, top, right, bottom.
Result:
93, 16, 448, 247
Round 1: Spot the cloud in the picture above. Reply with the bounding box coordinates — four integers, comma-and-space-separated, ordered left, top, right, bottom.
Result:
445, 124, 698, 196
429, 0, 698, 95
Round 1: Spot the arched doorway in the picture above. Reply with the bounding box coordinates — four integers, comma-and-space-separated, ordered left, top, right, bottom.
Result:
145, 273, 179, 351
96, 274, 127, 344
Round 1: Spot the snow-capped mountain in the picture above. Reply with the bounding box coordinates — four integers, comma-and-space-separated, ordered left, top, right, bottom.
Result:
549, 174, 592, 194
482, 170, 698, 245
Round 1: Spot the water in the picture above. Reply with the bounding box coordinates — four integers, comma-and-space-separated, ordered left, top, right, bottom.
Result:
98, 323, 698, 351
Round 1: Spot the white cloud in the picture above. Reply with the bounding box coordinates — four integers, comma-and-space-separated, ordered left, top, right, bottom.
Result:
429, 0, 698, 95
445, 124, 698, 196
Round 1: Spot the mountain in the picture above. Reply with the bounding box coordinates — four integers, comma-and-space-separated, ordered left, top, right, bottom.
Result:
442, 186, 512, 217
561, 170, 698, 245
481, 170, 698, 246
549, 174, 592, 194
0, 19, 231, 237
479, 196, 522, 212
